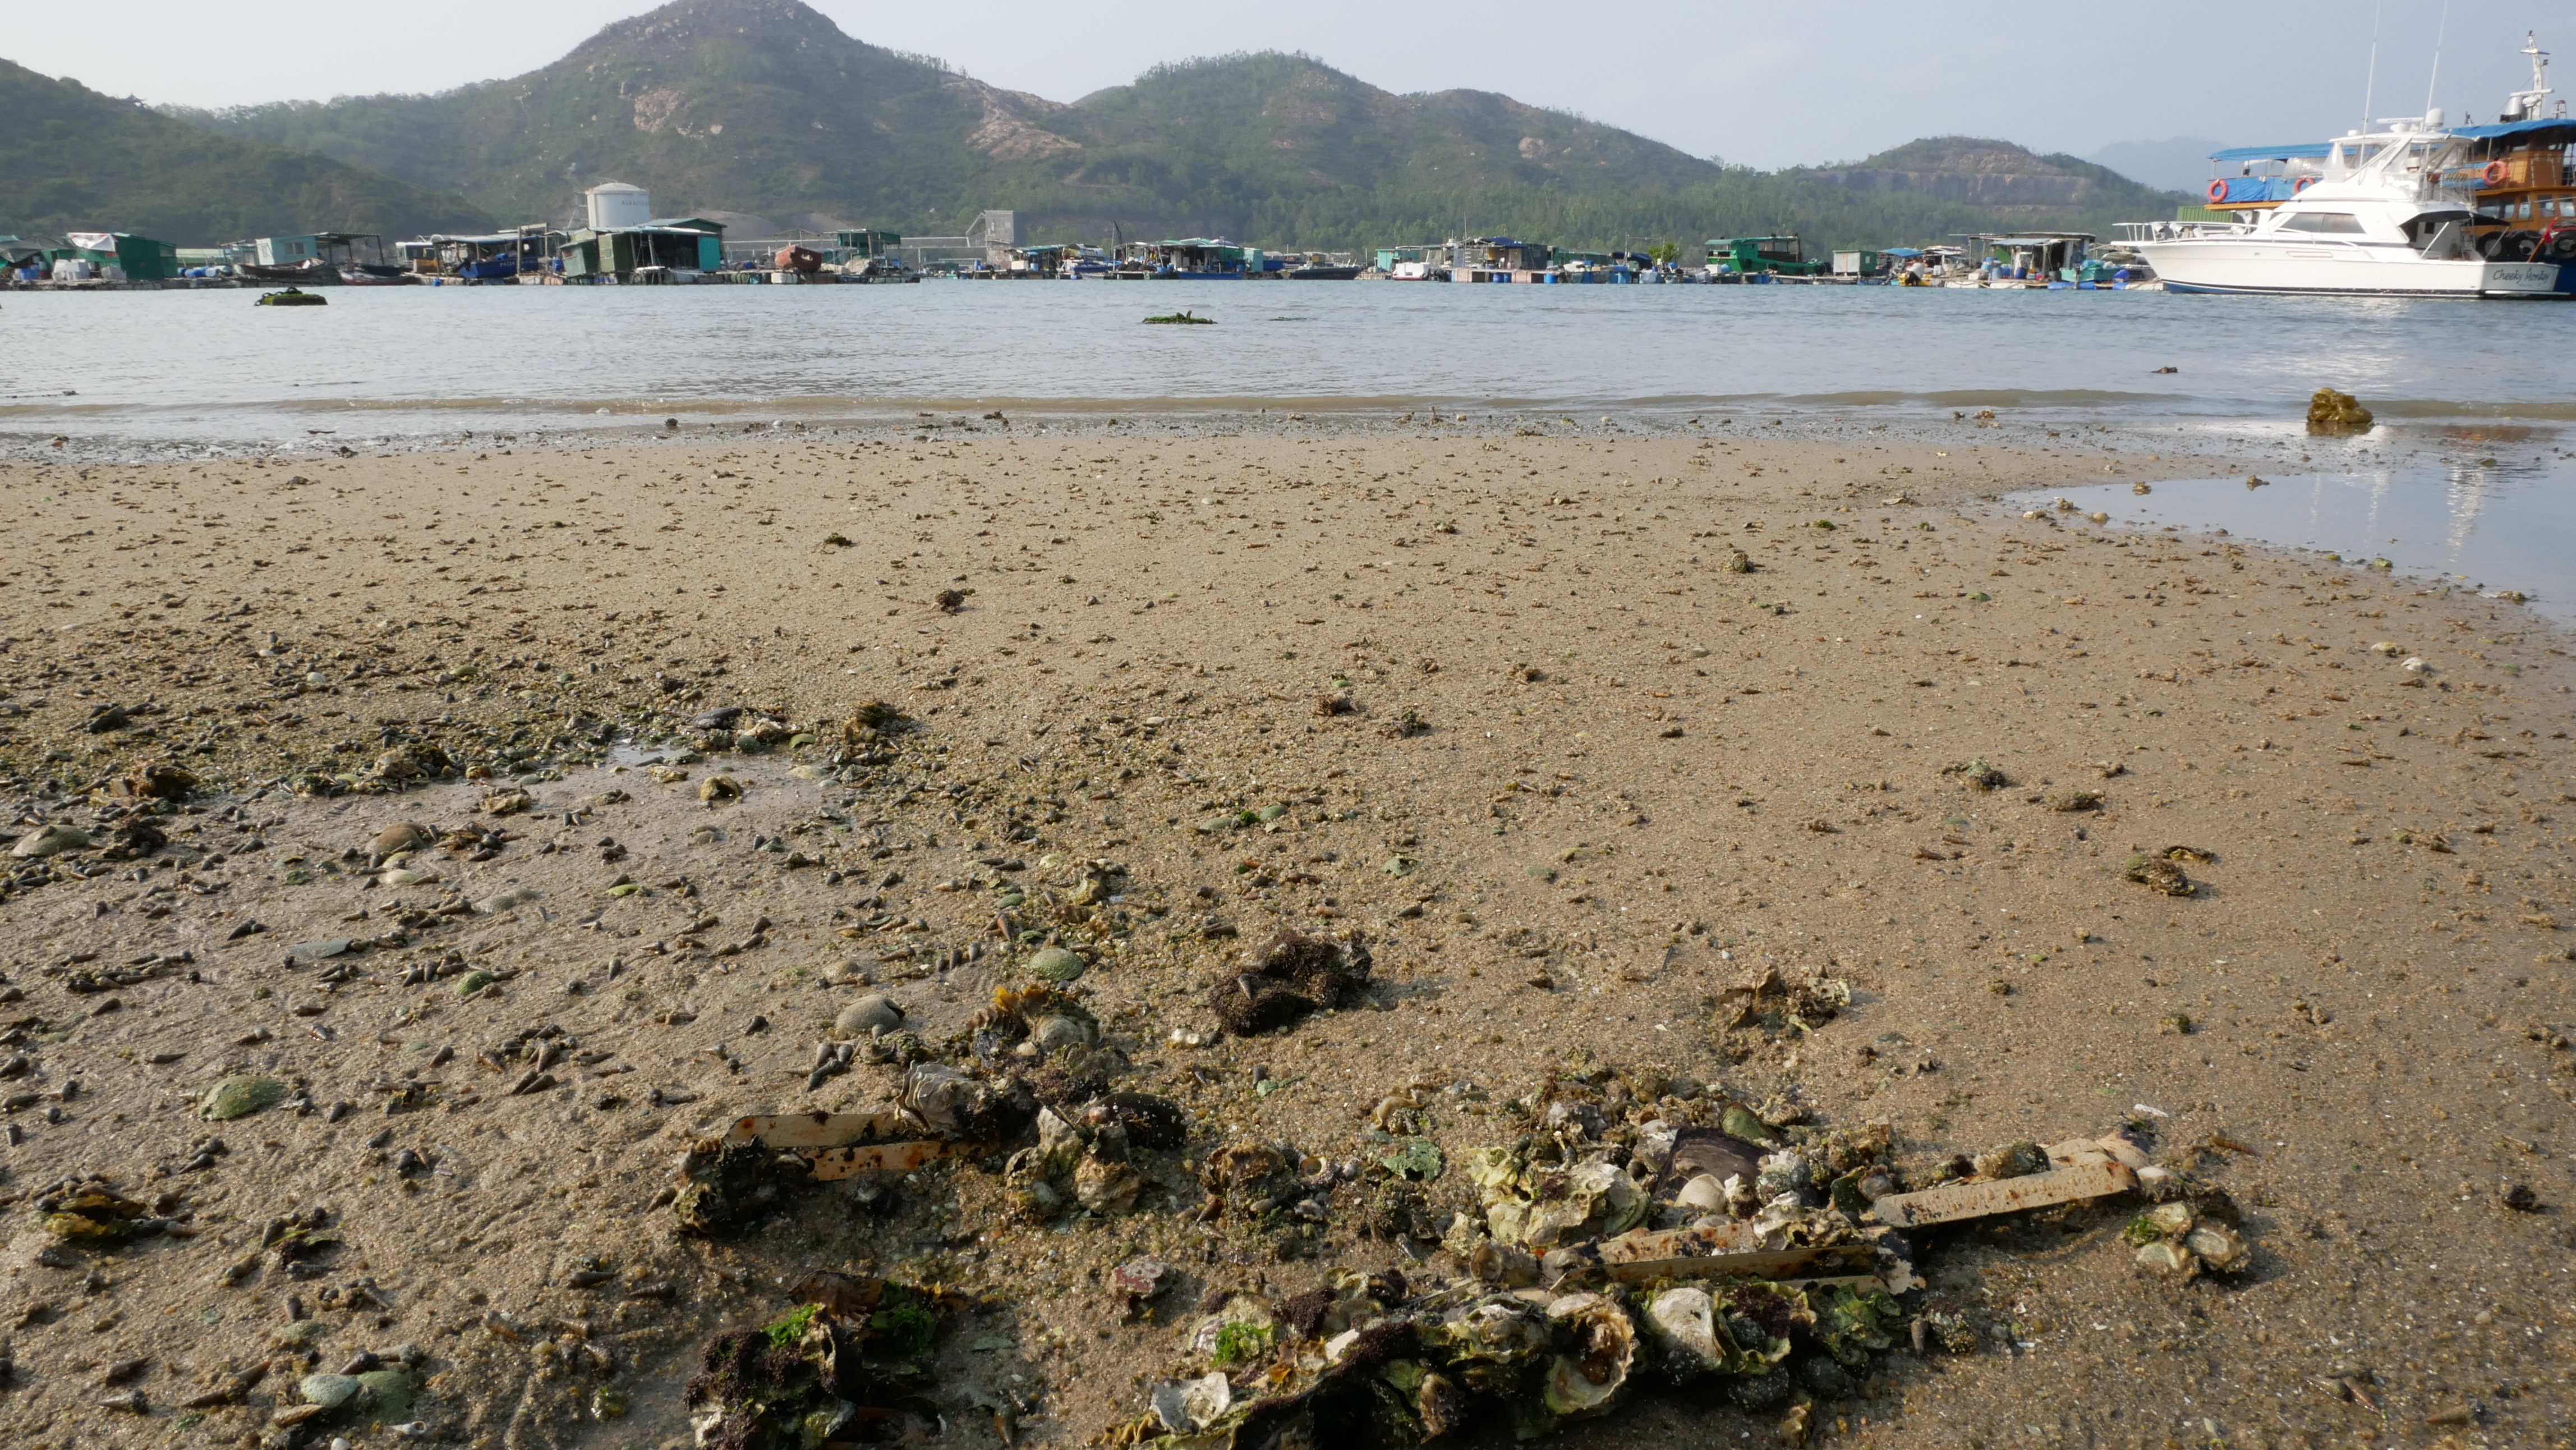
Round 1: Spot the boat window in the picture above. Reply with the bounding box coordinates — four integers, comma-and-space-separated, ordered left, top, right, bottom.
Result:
2278, 212, 2366, 234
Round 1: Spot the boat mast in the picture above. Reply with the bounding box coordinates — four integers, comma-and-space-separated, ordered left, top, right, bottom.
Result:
2505, 31, 2552, 121
2425, 0, 2450, 121
2361, 1, 2380, 131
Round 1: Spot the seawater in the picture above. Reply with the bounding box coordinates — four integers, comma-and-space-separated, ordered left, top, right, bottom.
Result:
4, 281, 2573, 617
2020, 442, 2576, 623
7, 282, 2576, 449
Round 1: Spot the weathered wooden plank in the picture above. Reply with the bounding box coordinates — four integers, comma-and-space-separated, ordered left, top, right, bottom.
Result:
1867, 1160, 2136, 1229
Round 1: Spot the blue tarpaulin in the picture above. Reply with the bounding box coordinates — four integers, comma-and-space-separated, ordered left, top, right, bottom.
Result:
2209, 142, 2334, 162
2209, 176, 2302, 203
2450, 118, 2576, 142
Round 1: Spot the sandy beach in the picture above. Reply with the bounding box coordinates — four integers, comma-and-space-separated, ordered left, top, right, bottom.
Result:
0, 416, 2569, 1450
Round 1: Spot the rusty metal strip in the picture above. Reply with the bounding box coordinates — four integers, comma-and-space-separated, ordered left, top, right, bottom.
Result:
723, 1110, 915, 1149
805, 1139, 995, 1181
1597, 1222, 1878, 1284
2044, 1138, 2111, 1168
1866, 1160, 2136, 1229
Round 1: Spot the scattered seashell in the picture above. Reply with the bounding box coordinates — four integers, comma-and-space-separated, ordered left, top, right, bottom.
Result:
831, 994, 904, 1039
1026, 946, 1086, 983
1151, 1373, 1231, 1434
2135, 1240, 2198, 1279
1675, 1173, 1729, 1213
199, 1076, 284, 1122
11, 824, 90, 860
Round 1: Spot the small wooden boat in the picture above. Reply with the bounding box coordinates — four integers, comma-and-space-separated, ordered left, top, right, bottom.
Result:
240, 260, 338, 284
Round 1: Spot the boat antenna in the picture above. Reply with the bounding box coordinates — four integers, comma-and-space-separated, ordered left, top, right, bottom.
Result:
2361, 0, 2380, 130
2508, 31, 2552, 121
2425, 0, 2450, 121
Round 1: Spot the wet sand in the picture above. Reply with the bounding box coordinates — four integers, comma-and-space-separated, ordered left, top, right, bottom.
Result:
0, 419, 2570, 1450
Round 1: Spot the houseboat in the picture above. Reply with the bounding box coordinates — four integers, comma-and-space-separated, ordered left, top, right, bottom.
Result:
833, 230, 921, 283
399, 228, 552, 282
1705, 237, 1825, 280
559, 222, 721, 283
1275, 251, 1363, 279
2448, 36, 2576, 265
1112, 239, 1261, 279
1960, 232, 2098, 286
1373, 245, 1447, 281
1448, 237, 1553, 282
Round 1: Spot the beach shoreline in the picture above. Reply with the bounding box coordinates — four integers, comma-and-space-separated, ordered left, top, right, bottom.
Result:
0, 425, 2568, 1449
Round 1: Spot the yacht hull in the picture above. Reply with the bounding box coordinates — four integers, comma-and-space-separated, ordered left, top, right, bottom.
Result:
2135, 242, 2566, 297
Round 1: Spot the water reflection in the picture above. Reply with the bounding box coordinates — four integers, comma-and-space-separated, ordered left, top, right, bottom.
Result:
2021, 428, 2575, 622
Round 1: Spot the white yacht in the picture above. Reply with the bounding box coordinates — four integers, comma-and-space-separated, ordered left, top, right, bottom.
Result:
2128, 115, 2565, 297
2129, 36, 2576, 298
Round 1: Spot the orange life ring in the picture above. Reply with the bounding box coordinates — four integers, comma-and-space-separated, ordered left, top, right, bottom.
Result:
2294, 175, 2316, 193
2207, 179, 2229, 203
2485, 159, 2509, 185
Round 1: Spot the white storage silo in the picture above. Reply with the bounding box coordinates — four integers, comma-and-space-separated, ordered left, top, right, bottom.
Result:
586, 182, 652, 231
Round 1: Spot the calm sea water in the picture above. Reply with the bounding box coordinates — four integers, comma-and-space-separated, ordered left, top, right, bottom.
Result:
7, 281, 2576, 449
6, 281, 2572, 617
2021, 448, 2576, 623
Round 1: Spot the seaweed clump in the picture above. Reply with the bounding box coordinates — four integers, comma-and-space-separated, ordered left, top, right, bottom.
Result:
39, 1177, 151, 1244
1209, 930, 1373, 1037
2306, 388, 2373, 435
1710, 967, 1850, 1046
684, 1275, 955, 1450
2122, 853, 2195, 897
671, 1141, 815, 1238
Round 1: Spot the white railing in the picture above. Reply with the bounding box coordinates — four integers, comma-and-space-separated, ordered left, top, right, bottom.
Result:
2115, 220, 2257, 242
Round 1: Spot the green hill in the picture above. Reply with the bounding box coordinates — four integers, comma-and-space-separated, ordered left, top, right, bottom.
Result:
0, 58, 492, 244
1788, 137, 2187, 234
163, 0, 2184, 253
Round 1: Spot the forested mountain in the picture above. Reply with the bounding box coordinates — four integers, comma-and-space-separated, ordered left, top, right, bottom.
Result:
166, 0, 2184, 252
0, 58, 489, 242
1791, 137, 2188, 231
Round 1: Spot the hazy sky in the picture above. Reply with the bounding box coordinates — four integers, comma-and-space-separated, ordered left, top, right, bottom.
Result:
15, 1, 2567, 168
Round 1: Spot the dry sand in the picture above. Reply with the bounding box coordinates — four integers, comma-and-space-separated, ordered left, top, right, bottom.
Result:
0, 417, 2570, 1450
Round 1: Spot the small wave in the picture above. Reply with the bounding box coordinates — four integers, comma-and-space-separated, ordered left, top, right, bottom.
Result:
2356, 399, 2576, 422
1773, 388, 2183, 409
